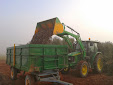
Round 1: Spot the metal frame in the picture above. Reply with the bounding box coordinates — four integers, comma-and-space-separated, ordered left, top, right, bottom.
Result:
31, 70, 73, 85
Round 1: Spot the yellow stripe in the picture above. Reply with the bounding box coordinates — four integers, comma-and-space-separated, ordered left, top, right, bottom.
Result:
73, 53, 81, 56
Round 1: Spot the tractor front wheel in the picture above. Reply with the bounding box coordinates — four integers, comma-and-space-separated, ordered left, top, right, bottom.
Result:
25, 74, 35, 85
77, 61, 88, 77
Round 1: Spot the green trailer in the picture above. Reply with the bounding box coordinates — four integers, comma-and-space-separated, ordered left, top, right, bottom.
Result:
6, 44, 73, 85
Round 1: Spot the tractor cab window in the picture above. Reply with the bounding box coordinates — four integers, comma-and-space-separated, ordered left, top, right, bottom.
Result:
88, 42, 98, 52
94, 43, 98, 52
88, 42, 94, 52
75, 43, 82, 52
90, 42, 93, 46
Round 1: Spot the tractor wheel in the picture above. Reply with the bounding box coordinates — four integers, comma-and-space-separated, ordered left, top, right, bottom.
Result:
77, 61, 88, 77
93, 54, 103, 73
25, 74, 35, 85
11, 67, 17, 80
61, 67, 70, 74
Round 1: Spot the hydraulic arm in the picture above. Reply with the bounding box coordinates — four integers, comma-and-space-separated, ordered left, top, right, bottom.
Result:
57, 24, 86, 58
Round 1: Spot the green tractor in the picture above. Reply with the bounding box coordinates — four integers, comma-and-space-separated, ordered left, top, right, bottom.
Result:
56, 24, 103, 77
32, 17, 103, 78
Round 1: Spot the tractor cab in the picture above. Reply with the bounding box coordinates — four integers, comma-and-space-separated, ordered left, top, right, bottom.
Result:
75, 40, 99, 56
82, 41, 98, 56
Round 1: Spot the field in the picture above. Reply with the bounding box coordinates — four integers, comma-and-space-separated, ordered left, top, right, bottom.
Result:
0, 56, 6, 60
0, 59, 113, 85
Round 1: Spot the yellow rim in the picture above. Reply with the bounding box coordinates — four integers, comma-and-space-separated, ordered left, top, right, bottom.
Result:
11, 70, 14, 78
82, 64, 87, 76
97, 58, 103, 71
64, 68, 68, 71
26, 79, 30, 85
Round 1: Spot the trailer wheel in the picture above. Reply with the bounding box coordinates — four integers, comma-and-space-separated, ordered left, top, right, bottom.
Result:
77, 61, 88, 77
93, 54, 103, 73
25, 74, 35, 85
11, 67, 17, 80
61, 67, 70, 74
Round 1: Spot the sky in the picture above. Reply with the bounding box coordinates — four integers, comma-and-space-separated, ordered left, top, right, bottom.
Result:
0, 0, 113, 55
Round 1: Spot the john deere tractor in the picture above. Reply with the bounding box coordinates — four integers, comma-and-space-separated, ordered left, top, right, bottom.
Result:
33, 17, 103, 78
58, 24, 103, 77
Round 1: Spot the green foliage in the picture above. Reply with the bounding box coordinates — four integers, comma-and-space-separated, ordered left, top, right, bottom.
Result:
50, 37, 74, 52
98, 42, 113, 75
50, 37, 63, 45
98, 42, 113, 60
50, 36, 74, 45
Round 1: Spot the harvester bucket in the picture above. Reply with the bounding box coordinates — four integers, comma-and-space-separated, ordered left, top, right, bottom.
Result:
30, 17, 64, 44
35, 17, 64, 35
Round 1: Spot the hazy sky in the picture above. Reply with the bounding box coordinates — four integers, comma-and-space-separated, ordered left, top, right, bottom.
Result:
0, 0, 113, 55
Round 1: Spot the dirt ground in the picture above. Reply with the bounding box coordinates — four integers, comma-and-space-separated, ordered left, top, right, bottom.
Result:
0, 60, 113, 85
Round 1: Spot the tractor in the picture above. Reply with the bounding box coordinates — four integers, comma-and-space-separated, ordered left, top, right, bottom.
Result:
32, 17, 103, 77
57, 24, 103, 77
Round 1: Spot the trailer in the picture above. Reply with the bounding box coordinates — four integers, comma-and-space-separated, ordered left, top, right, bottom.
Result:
6, 44, 73, 85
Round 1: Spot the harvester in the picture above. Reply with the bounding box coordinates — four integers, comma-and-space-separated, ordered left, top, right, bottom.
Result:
6, 17, 103, 85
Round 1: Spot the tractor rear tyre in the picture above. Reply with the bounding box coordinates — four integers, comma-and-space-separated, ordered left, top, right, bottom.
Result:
61, 67, 70, 74
11, 67, 17, 80
77, 61, 88, 77
25, 74, 35, 85
93, 54, 103, 73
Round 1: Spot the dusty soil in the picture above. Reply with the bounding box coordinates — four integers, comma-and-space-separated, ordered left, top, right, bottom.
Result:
0, 60, 113, 85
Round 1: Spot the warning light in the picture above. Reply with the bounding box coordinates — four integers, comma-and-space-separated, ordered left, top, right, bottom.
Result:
89, 38, 90, 41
